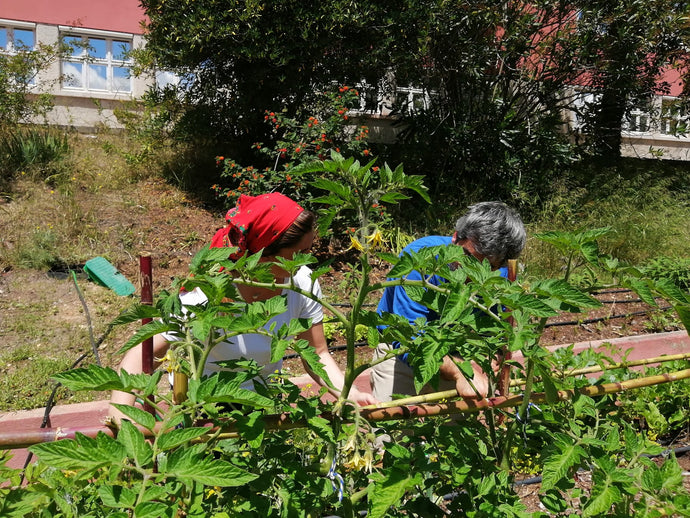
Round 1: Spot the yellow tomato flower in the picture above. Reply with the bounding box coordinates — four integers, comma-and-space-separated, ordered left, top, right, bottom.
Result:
365, 228, 383, 249
343, 451, 366, 471
363, 448, 374, 473
347, 236, 365, 252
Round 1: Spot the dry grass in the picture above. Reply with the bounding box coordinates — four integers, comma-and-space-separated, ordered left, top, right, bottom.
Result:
0, 132, 218, 411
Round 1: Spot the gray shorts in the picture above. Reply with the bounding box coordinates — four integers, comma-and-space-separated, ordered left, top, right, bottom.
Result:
369, 342, 456, 402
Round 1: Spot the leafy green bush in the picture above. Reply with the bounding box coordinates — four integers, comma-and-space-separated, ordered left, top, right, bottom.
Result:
212, 85, 372, 209
642, 256, 690, 292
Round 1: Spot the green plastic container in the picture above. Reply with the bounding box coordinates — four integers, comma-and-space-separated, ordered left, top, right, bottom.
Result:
83, 257, 136, 296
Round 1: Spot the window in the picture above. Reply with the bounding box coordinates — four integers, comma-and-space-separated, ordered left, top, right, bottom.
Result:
568, 89, 598, 130
1, 25, 36, 85
61, 34, 132, 94
660, 98, 689, 136
0, 26, 35, 52
624, 108, 651, 133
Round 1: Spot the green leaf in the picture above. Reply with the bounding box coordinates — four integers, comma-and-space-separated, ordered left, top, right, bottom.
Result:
111, 404, 157, 431
582, 467, 621, 517
369, 469, 416, 518
292, 338, 332, 388
234, 411, 265, 448
536, 363, 559, 404
673, 304, 690, 332
641, 463, 663, 493
440, 285, 471, 323
625, 278, 658, 307
411, 337, 446, 391
660, 456, 684, 490
310, 178, 352, 199
654, 278, 690, 304
119, 320, 176, 354
503, 294, 558, 317
51, 365, 123, 391
98, 485, 137, 509
367, 325, 380, 348
118, 420, 153, 467
141, 485, 171, 504
375, 251, 400, 265
157, 427, 210, 451
307, 416, 335, 443
533, 279, 601, 310
165, 449, 258, 487
111, 304, 163, 326
378, 191, 409, 203
134, 501, 176, 518
541, 434, 587, 492
121, 370, 163, 393
208, 385, 275, 408
29, 432, 126, 471
540, 489, 569, 513
311, 193, 347, 206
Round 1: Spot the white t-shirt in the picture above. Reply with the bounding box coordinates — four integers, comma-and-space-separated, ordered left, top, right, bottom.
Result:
164, 265, 323, 385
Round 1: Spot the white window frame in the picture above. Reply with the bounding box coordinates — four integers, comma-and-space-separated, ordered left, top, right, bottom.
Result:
59, 27, 133, 95
0, 21, 37, 86
0, 20, 36, 53
623, 107, 652, 134
660, 97, 690, 137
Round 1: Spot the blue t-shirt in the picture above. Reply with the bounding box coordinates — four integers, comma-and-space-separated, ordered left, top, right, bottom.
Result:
377, 235, 508, 362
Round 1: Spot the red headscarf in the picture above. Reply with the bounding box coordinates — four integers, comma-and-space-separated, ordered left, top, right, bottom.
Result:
209, 193, 304, 259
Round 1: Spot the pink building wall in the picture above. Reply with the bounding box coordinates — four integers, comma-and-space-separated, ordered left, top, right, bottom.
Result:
1, 0, 146, 34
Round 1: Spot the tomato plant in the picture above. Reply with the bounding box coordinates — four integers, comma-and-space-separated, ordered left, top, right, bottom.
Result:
2, 154, 690, 517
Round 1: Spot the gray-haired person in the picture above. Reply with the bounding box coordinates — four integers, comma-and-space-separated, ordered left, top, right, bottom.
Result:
370, 201, 527, 402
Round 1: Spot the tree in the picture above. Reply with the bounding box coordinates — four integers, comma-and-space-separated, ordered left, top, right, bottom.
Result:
0, 42, 62, 131
137, 0, 690, 201
138, 0, 418, 156
382, 1, 582, 201
562, 0, 690, 162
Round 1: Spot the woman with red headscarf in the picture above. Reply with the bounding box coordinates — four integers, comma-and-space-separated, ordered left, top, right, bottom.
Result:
110, 193, 376, 419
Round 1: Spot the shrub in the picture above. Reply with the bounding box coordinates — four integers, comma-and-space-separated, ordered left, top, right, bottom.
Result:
212, 85, 372, 209
642, 256, 690, 292
0, 127, 71, 182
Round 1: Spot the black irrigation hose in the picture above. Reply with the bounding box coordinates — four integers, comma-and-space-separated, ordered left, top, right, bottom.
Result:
544, 305, 673, 328
298, 304, 675, 358
71, 270, 101, 367
19, 274, 116, 479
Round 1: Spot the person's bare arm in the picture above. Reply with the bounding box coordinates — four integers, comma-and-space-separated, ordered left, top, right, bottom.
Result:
109, 333, 170, 422
299, 322, 378, 406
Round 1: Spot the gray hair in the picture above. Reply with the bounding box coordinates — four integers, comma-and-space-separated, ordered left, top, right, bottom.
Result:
454, 201, 526, 267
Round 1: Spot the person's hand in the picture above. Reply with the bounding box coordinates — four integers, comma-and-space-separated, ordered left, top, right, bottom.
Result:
107, 402, 128, 428
454, 365, 489, 399
349, 387, 379, 406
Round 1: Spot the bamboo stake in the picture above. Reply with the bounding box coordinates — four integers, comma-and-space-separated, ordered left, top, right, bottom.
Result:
140, 254, 155, 417
368, 352, 690, 410
360, 368, 690, 422
4, 368, 690, 449
497, 259, 518, 398
0, 426, 116, 450
510, 352, 690, 386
